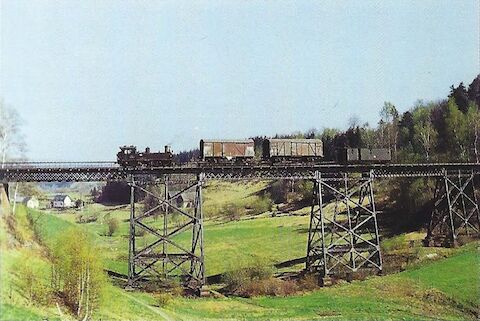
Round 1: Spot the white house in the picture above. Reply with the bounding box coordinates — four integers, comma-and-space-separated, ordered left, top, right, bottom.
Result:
51, 195, 73, 209
14, 196, 40, 209
24, 196, 39, 209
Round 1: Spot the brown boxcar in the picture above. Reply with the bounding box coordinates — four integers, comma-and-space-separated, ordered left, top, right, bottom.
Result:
200, 139, 255, 161
263, 139, 324, 159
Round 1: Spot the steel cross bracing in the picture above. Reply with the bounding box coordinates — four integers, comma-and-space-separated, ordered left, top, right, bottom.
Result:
306, 171, 382, 280
425, 170, 480, 247
127, 174, 205, 293
1, 162, 479, 182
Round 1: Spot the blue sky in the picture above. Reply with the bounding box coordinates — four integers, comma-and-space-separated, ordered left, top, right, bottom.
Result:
1, 0, 478, 161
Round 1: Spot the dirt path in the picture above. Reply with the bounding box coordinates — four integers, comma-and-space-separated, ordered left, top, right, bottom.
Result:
120, 291, 179, 321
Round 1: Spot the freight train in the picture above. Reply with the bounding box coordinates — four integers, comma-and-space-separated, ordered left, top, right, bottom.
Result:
117, 139, 391, 168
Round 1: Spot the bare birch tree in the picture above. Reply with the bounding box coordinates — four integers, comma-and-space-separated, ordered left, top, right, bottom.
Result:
0, 101, 26, 214
413, 107, 437, 161
379, 102, 399, 153
0, 101, 25, 167
466, 102, 480, 162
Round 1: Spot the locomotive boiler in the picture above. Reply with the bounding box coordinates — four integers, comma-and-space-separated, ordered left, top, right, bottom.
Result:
117, 145, 173, 168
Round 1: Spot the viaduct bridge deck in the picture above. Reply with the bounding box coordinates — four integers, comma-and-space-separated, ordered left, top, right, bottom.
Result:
1, 161, 479, 293
1, 162, 479, 182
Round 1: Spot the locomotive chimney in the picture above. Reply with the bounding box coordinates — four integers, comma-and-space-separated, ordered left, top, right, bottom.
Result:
145, 147, 150, 153
165, 145, 171, 153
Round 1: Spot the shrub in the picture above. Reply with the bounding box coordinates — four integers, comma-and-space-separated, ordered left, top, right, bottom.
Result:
250, 196, 273, 215
5, 214, 23, 244
298, 273, 319, 291
76, 214, 97, 224
381, 234, 408, 252
156, 293, 173, 307
223, 203, 245, 221
246, 278, 298, 296
223, 260, 274, 295
222, 259, 301, 297
13, 253, 53, 305
106, 217, 119, 236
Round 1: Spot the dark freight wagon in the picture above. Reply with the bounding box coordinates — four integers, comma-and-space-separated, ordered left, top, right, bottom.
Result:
200, 139, 255, 161
336, 148, 391, 163
263, 139, 324, 160
359, 148, 391, 162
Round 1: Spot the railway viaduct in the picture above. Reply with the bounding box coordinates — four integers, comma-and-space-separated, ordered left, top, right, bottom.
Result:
1, 162, 479, 292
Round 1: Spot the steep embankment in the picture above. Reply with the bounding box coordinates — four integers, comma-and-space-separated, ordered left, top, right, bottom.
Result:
0, 205, 61, 320
0, 206, 179, 321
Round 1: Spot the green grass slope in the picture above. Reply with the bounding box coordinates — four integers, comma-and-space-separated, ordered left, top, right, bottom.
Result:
0, 206, 62, 321
169, 244, 479, 320
37, 201, 310, 277
2, 182, 479, 321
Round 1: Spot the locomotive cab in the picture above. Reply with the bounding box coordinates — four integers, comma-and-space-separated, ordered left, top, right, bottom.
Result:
119, 145, 137, 155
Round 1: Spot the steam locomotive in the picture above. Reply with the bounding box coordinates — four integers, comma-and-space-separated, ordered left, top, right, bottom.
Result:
117, 145, 173, 168
117, 139, 391, 168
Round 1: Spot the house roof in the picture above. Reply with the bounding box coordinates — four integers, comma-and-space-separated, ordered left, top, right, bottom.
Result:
53, 195, 70, 201
15, 196, 38, 203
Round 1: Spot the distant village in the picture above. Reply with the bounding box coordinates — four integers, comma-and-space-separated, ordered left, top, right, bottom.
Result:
14, 194, 85, 210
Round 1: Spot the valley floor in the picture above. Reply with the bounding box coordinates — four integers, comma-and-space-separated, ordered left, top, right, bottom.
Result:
0, 198, 479, 320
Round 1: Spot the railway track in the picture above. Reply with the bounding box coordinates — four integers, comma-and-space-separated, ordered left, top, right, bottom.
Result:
1, 161, 479, 182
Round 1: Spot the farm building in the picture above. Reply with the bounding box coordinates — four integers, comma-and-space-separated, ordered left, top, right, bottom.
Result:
168, 190, 196, 209
51, 195, 73, 208
24, 196, 40, 209
15, 196, 40, 209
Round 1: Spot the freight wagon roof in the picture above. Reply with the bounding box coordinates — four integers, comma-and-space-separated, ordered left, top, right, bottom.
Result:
200, 139, 254, 143
267, 138, 323, 143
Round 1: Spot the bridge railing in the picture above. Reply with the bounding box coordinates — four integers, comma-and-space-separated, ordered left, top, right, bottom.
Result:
1, 161, 119, 169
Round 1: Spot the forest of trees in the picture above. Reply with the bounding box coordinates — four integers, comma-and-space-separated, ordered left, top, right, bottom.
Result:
252, 75, 480, 164
174, 75, 479, 165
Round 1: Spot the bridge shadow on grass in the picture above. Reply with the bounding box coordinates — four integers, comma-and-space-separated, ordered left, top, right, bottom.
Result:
206, 256, 308, 284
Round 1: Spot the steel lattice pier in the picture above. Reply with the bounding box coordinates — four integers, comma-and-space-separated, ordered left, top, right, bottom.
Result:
126, 174, 205, 293
425, 170, 480, 247
306, 171, 382, 281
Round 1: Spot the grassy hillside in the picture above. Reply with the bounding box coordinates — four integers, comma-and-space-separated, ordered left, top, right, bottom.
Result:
1, 182, 479, 320
0, 206, 180, 321
27, 206, 310, 277
31, 181, 359, 277
0, 206, 61, 321
169, 244, 479, 320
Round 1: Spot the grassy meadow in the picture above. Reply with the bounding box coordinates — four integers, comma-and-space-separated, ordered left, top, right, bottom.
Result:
0, 181, 479, 320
